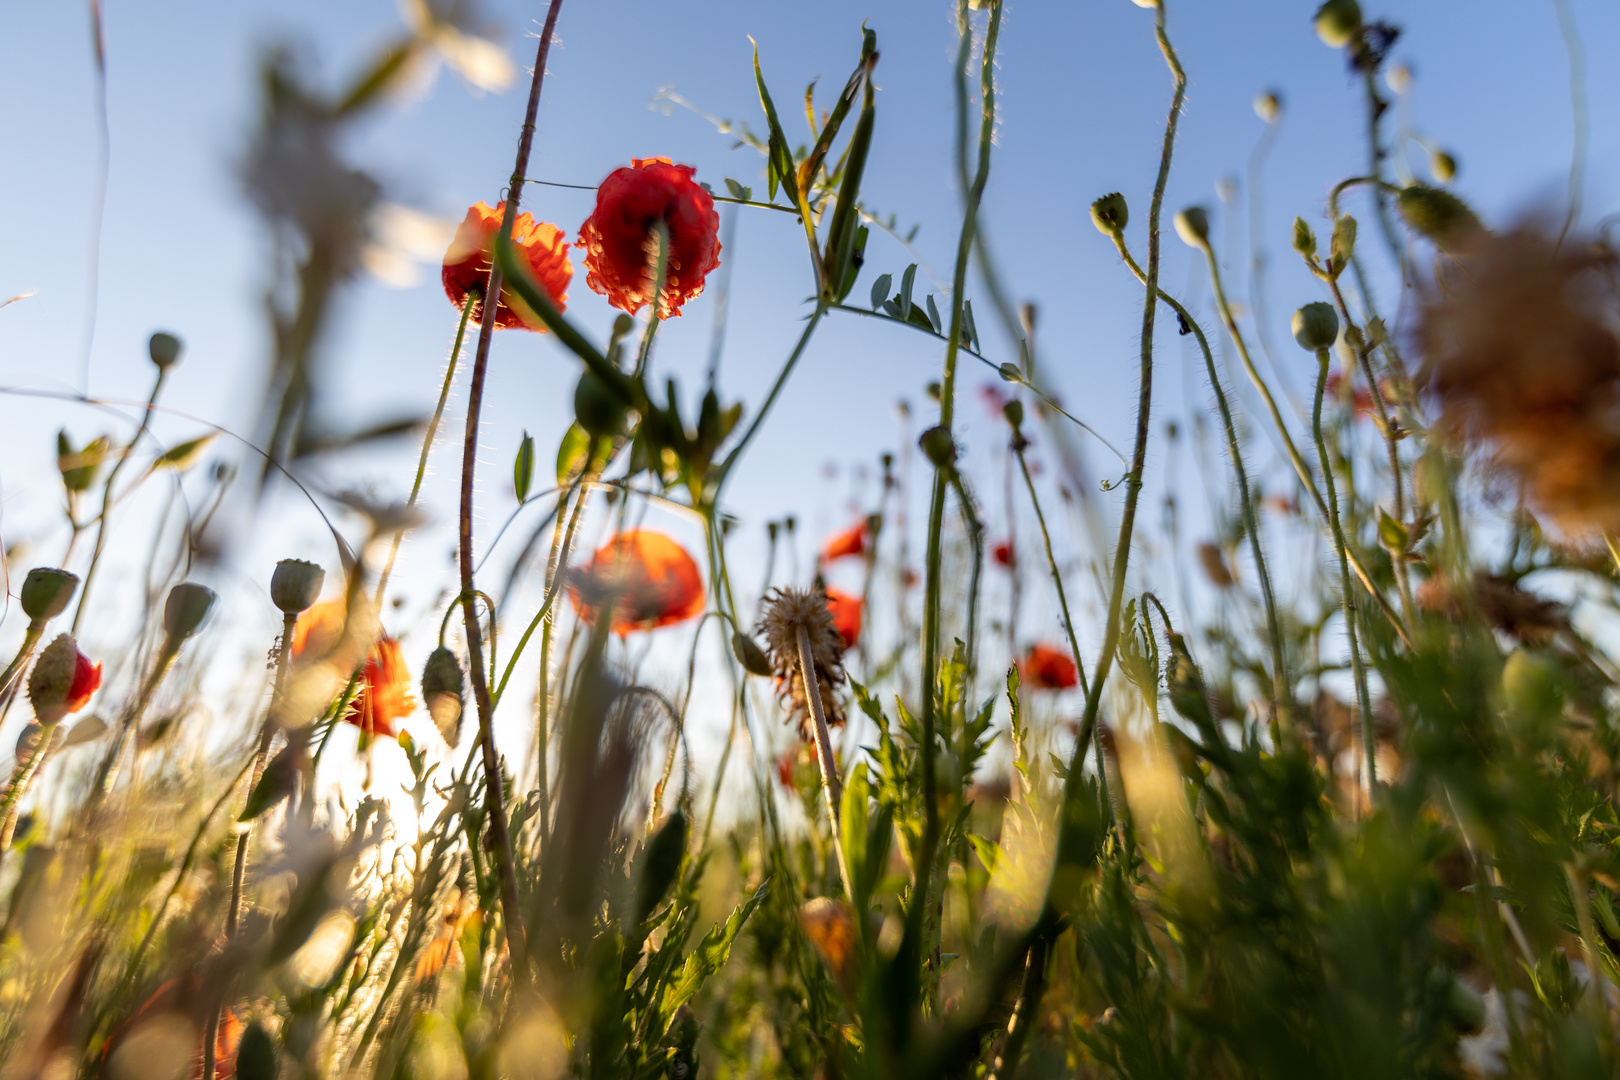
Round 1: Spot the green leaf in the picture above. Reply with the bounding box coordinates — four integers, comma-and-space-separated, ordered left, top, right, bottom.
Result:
966, 832, 1001, 876
962, 299, 979, 350
723, 177, 752, 203
556, 423, 590, 485
513, 430, 535, 502
841, 764, 872, 900
752, 41, 799, 208
869, 272, 893, 312
659, 878, 769, 1031
925, 294, 943, 334
1377, 508, 1408, 554
239, 742, 302, 821
898, 264, 918, 321
148, 432, 217, 474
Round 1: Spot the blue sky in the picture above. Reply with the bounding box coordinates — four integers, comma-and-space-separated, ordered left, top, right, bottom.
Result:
0, 0, 1614, 775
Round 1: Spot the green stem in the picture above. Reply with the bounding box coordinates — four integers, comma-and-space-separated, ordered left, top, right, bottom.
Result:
713, 306, 826, 493
1014, 440, 1090, 699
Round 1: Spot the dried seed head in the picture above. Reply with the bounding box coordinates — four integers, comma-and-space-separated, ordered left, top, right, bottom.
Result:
758, 586, 847, 741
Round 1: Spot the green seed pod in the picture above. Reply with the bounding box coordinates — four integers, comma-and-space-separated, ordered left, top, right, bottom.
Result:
1254, 90, 1282, 124
1090, 192, 1129, 237
421, 645, 465, 746
1292, 303, 1340, 351
1003, 399, 1025, 429
269, 559, 325, 615
732, 632, 773, 677
1314, 0, 1361, 48
918, 425, 958, 469
163, 582, 217, 646
148, 331, 183, 369
20, 568, 79, 622
574, 368, 625, 439
1396, 183, 1483, 250
1430, 150, 1457, 183
1173, 206, 1211, 250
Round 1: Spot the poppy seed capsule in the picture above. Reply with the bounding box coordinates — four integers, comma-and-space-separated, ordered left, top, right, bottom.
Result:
918, 426, 958, 469
1090, 192, 1129, 237
1292, 303, 1340, 351
573, 368, 625, 439
1174, 207, 1211, 250
270, 559, 325, 615
163, 582, 217, 645
148, 331, 183, 369
20, 568, 79, 622
1314, 0, 1361, 48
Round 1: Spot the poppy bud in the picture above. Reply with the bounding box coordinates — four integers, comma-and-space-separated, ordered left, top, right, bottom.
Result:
1430, 150, 1457, 184
163, 582, 217, 646
1386, 62, 1413, 95
574, 369, 626, 439
732, 632, 772, 677
1314, 0, 1361, 48
1173, 207, 1211, 250
1090, 192, 1129, 237
28, 633, 101, 725
1003, 399, 1025, 429
148, 331, 183, 369
1396, 184, 1482, 250
1254, 91, 1282, 123
1292, 303, 1340, 351
918, 425, 957, 469
20, 568, 79, 622
421, 646, 465, 746
270, 559, 325, 615
635, 809, 688, 924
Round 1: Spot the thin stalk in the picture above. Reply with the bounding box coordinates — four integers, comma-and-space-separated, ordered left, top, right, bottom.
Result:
456, 0, 567, 989
797, 624, 853, 900
1014, 441, 1090, 699
1566, 863, 1614, 1052
986, 933, 1050, 1080
73, 368, 168, 633
713, 307, 826, 493
226, 612, 296, 939
1313, 347, 1375, 794
0, 621, 45, 703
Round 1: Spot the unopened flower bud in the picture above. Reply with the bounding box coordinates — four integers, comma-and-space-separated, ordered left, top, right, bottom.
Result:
918, 425, 958, 469
1314, 0, 1361, 48
28, 633, 101, 725
1386, 62, 1413, 95
1430, 150, 1457, 184
731, 632, 773, 677
574, 368, 626, 439
1003, 399, 1025, 429
1292, 303, 1340, 351
148, 331, 183, 369
998, 362, 1023, 384
1254, 90, 1282, 124
1396, 184, 1483, 251
421, 645, 465, 746
20, 568, 79, 622
1090, 192, 1129, 237
163, 582, 217, 646
270, 559, 325, 615
1173, 207, 1211, 250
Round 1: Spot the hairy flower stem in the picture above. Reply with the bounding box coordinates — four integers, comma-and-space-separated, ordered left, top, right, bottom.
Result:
1051, 2, 1183, 914
796, 624, 853, 899
1314, 347, 1375, 795
457, 0, 566, 989
72, 366, 167, 635
225, 612, 296, 939
374, 293, 475, 607
1115, 241, 1289, 728
0, 621, 45, 703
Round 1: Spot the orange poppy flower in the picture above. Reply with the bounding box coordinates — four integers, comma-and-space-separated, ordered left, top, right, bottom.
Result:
825, 587, 863, 649
821, 521, 866, 562
577, 158, 721, 317
1020, 643, 1078, 691
442, 201, 573, 331
292, 600, 415, 737
569, 530, 705, 634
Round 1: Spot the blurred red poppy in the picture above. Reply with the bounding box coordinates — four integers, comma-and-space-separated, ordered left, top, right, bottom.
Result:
992, 540, 1015, 568
1020, 643, 1078, 691
822, 521, 866, 562
578, 158, 721, 317
292, 601, 415, 737
443, 201, 572, 331
825, 587, 863, 649
570, 530, 705, 634
27, 634, 102, 724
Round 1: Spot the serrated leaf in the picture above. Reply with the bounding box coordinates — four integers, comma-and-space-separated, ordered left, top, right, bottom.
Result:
149, 433, 217, 474
870, 272, 892, 312
513, 431, 535, 503
967, 832, 1002, 876
659, 879, 769, 1031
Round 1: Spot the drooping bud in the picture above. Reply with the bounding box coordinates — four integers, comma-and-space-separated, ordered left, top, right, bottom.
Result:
1430, 150, 1457, 184
148, 331, 184, 369
28, 633, 101, 725
1003, 399, 1025, 429
1314, 0, 1362, 48
731, 632, 773, 677
20, 568, 79, 623
1089, 192, 1129, 237
918, 426, 958, 469
1292, 303, 1341, 351
163, 582, 217, 646
270, 559, 325, 615
1254, 90, 1282, 124
421, 646, 465, 746
1173, 207, 1211, 250
574, 368, 626, 439
1396, 184, 1483, 251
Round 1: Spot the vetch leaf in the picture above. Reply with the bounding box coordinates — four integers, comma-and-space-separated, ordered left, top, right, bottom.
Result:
148, 433, 217, 474
513, 430, 535, 502
870, 272, 893, 312
898, 264, 918, 321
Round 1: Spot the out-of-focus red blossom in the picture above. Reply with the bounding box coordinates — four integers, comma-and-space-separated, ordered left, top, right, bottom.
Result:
578, 158, 721, 317
902, 568, 918, 589
821, 522, 867, 562
569, 530, 705, 634
28, 634, 102, 723
442, 201, 572, 331
825, 587, 863, 649
100, 975, 243, 1079
1324, 370, 1397, 419
66, 650, 101, 714
292, 601, 415, 738
1020, 643, 1078, 690
978, 383, 1009, 417
992, 540, 1016, 568
1263, 492, 1297, 516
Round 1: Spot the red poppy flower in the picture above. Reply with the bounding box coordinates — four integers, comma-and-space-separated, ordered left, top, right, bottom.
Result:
1019, 643, 1078, 691
577, 158, 721, 317
100, 975, 243, 1080
27, 634, 102, 724
825, 587, 863, 649
570, 530, 705, 634
292, 601, 416, 738
821, 521, 867, 562
443, 201, 573, 331
777, 747, 800, 792
992, 540, 1015, 569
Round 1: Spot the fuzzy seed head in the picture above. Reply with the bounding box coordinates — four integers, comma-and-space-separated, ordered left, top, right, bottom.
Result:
758, 586, 847, 741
